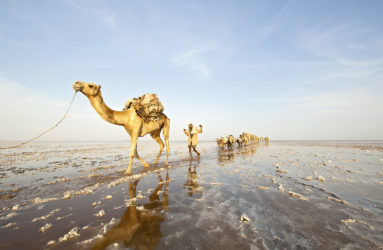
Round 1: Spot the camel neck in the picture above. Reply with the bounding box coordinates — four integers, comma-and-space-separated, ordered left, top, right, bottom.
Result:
89, 93, 125, 126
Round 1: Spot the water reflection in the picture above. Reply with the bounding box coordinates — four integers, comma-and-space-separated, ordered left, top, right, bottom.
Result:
217, 149, 236, 166
241, 143, 260, 159
217, 144, 261, 166
92, 172, 169, 250
184, 162, 201, 197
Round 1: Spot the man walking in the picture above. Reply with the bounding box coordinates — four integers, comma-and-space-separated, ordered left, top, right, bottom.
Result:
184, 123, 203, 160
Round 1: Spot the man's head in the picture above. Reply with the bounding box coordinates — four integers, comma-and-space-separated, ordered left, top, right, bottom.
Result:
188, 123, 193, 130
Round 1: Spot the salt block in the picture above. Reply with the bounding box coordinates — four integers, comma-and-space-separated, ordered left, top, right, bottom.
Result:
240, 214, 251, 223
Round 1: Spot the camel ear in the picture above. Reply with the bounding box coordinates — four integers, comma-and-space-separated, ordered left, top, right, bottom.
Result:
97, 85, 101, 90
125, 101, 133, 110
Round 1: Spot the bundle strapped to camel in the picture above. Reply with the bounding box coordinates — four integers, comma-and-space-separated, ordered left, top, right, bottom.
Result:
124, 93, 164, 122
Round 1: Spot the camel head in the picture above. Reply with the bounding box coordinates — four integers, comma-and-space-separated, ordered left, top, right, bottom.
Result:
73, 81, 101, 97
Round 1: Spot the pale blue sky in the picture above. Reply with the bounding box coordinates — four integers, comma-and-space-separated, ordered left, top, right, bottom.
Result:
1, 0, 382, 141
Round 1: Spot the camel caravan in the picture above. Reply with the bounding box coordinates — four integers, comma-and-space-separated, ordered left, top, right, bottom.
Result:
216, 132, 269, 150
72, 81, 268, 174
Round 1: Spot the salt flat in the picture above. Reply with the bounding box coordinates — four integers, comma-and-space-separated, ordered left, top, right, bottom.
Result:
0, 140, 382, 249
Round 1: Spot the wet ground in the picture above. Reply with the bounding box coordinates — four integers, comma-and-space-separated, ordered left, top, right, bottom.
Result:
0, 140, 382, 249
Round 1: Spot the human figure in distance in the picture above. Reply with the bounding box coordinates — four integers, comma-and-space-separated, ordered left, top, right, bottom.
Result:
183, 123, 203, 160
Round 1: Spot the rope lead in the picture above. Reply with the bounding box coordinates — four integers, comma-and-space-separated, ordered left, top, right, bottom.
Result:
0, 91, 78, 150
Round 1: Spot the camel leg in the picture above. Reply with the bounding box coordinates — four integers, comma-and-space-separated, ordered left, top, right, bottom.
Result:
125, 135, 138, 175
134, 146, 150, 168
125, 134, 149, 174
163, 118, 170, 165
151, 133, 164, 165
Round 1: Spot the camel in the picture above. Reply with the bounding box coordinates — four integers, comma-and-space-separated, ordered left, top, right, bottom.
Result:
216, 137, 225, 149
216, 136, 228, 149
248, 133, 254, 144
236, 138, 242, 147
73, 81, 170, 175
242, 133, 252, 145
239, 134, 248, 146
227, 135, 236, 149
250, 133, 257, 144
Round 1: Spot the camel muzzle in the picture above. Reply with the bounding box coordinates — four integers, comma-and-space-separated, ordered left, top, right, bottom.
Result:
73, 82, 83, 91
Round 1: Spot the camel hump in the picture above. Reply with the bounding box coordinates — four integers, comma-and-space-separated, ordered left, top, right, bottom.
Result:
124, 93, 164, 121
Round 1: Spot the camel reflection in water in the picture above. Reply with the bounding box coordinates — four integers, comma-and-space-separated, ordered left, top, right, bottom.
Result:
217, 143, 263, 166
92, 172, 169, 250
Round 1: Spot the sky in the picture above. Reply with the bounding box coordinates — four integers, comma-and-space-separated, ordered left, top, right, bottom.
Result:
0, 0, 382, 141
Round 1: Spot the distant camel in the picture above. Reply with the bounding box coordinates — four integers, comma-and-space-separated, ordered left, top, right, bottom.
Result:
216, 137, 226, 149
227, 135, 236, 149
236, 138, 242, 147
73, 81, 170, 175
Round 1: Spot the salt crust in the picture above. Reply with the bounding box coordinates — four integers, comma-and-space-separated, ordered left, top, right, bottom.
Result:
39, 223, 52, 232
288, 191, 308, 200
58, 227, 81, 242
32, 208, 60, 222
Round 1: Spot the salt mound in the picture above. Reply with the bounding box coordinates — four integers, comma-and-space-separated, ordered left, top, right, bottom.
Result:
240, 214, 251, 223
95, 210, 106, 217
288, 191, 307, 200
58, 227, 81, 242
39, 223, 52, 232
257, 186, 268, 191
327, 197, 349, 205
317, 176, 326, 182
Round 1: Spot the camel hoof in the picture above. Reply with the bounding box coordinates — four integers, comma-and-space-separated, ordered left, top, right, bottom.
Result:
124, 170, 132, 176
143, 163, 150, 168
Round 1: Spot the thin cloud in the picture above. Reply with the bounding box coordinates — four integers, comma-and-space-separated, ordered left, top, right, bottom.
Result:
296, 22, 380, 60
278, 89, 383, 118
172, 49, 211, 77
65, 0, 117, 29
259, 0, 295, 40
103, 16, 116, 29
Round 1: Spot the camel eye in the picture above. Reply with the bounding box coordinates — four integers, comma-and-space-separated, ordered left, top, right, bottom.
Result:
89, 85, 94, 88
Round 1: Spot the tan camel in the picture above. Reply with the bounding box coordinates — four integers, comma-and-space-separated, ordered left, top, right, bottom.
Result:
73, 81, 170, 175
216, 137, 226, 149
239, 134, 248, 145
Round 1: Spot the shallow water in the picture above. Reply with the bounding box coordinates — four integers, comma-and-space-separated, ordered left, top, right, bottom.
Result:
0, 140, 382, 249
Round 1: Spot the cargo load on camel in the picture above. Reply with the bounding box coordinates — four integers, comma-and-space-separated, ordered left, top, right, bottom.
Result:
123, 93, 164, 122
